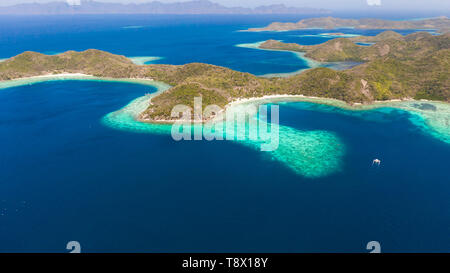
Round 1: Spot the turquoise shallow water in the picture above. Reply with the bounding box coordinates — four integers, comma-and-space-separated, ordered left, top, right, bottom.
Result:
0, 15, 449, 253
1, 78, 450, 253
103, 93, 346, 178
5, 76, 447, 178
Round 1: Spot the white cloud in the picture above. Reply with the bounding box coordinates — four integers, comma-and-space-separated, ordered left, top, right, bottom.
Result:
66, 0, 81, 6
367, 0, 381, 6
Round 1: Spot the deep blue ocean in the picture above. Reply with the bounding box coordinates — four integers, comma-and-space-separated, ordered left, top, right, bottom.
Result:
0, 14, 449, 252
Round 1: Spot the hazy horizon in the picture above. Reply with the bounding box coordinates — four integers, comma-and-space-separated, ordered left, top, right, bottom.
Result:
0, 0, 449, 12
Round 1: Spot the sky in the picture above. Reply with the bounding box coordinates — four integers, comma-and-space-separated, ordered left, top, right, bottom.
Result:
0, 0, 449, 12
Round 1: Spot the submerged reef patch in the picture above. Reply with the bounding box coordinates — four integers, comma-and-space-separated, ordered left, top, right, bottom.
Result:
2, 77, 448, 177
281, 98, 450, 145
103, 85, 346, 178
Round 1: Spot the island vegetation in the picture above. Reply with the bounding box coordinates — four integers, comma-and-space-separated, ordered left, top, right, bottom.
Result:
260, 31, 450, 61
245, 16, 450, 33
0, 31, 448, 122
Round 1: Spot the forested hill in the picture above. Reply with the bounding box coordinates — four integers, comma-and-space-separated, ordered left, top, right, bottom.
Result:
0, 33, 448, 121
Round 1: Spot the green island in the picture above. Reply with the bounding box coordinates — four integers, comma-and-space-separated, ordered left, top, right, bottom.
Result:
0, 27, 449, 177
245, 16, 450, 33
1, 31, 448, 122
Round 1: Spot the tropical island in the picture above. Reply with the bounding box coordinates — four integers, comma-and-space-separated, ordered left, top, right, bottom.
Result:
258, 31, 443, 62
0, 31, 448, 122
245, 16, 450, 33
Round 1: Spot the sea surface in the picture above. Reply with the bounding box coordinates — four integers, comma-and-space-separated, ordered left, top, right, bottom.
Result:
0, 15, 449, 252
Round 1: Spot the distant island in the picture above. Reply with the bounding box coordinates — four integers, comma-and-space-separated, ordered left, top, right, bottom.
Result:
0, 0, 330, 15
246, 16, 450, 33
0, 30, 448, 122
259, 31, 408, 62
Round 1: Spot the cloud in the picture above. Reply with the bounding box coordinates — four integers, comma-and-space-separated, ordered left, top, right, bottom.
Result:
366, 0, 381, 6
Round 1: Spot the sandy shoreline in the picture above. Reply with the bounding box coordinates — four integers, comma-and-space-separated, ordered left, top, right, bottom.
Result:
137, 93, 450, 146
236, 40, 360, 78
1, 73, 448, 138
2, 73, 447, 145
227, 94, 415, 109
0, 73, 93, 81
0, 73, 164, 90
0, 72, 159, 82
139, 93, 446, 124
23, 73, 92, 78
222, 94, 423, 115
1, 73, 445, 112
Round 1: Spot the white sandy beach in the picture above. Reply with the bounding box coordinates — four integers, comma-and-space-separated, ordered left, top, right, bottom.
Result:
227, 94, 414, 110
1, 72, 448, 145
0, 73, 165, 91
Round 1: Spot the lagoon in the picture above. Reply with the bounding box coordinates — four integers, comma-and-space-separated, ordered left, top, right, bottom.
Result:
0, 79, 449, 252
0, 14, 449, 252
